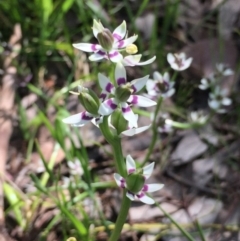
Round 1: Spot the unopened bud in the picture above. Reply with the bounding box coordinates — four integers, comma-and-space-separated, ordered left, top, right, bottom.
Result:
126, 173, 145, 193
78, 87, 100, 115
126, 44, 138, 54
97, 29, 114, 51
115, 84, 132, 102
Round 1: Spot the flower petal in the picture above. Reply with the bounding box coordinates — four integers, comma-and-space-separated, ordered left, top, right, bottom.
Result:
115, 62, 126, 86
222, 97, 232, 106
92, 19, 105, 38
98, 98, 118, 116
137, 193, 155, 204
122, 55, 156, 67
113, 35, 138, 49
112, 21, 126, 41
126, 155, 136, 174
89, 52, 106, 61
113, 173, 126, 188
121, 125, 151, 137
121, 102, 138, 127
142, 162, 155, 179
167, 53, 175, 65
143, 183, 164, 193
153, 71, 163, 81
98, 73, 115, 94
131, 75, 149, 93
128, 95, 157, 107
108, 50, 123, 62
73, 43, 101, 52
126, 191, 135, 201
62, 111, 94, 126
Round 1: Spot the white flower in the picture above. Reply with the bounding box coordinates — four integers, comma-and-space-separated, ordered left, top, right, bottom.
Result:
98, 62, 156, 127
198, 74, 216, 90
208, 87, 232, 113
73, 20, 138, 63
146, 71, 175, 98
167, 52, 192, 71
67, 159, 83, 176
114, 155, 164, 204
189, 111, 208, 124
216, 63, 234, 76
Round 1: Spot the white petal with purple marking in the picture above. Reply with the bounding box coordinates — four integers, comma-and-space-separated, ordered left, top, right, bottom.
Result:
98, 98, 118, 116
144, 184, 164, 193
73, 43, 101, 52
62, 111, 94, 126
128, 95, 157, 107
121, 102, 138, 127
115, 62, 126, 86
138, 193, 155, 204
98, 73, 115, 94
113, 173, 126, 188
126, 155, 136, 174
108, 50, 123, 62
113, 35, 138, 49
131, 75, 149, 93
89, 52, 106, 62
112, 21, 126, 41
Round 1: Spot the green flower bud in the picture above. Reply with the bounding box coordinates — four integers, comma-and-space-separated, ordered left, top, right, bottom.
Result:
111, 108, 128, 135
126, 173, 145, 194
115, 84, 132, 102
78, 87, 100, 115
97, 29, 114, 51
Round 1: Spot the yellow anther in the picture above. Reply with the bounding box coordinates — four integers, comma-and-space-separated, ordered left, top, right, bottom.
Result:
126, 44, 138, 54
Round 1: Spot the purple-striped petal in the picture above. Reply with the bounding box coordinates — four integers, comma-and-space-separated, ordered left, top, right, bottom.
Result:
131, 75, 149, 93
142, 162, 154, 179
115, 62, 126, 86
108, 50, 123, 62
98, 98, 118, 116
62, 111, 94, 126
113, 35, 138, 49
113, 173, 126, 188
128, 95, 157, 107
126, 155, 136, 174
143, 184, 164, 193
98, 73, 115, 94
121, 102, 138, 127
112, 21, 126, 41
73, 43, 102, 53
137, 193, 155, 204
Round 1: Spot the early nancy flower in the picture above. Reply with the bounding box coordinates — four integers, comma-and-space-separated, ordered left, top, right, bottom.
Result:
98, 62, 156, 127
208, 87, 232, 113
167, 53, 192, 71
73, 20, 138, 62
146, 71, 175, 98
216, 63, 234, 76
114, 155, 164, 204
67, 159, 83, 176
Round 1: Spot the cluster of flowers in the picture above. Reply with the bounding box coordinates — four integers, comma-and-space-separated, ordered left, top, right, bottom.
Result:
63, 20, 164, 204
199, 63, 233, 113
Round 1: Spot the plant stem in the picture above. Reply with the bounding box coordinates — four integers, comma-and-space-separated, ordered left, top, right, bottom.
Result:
109, 190, 131, 241
141, 96, 163, 167
156, 202, 195, 241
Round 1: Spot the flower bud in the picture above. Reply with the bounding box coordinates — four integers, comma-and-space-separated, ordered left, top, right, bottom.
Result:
126, 44, 138, 54
126, 173, 145, 194
97, 29, 114, 51
111, 108, 128, 134
78, 86, 100, 115
115, 84, 132, 102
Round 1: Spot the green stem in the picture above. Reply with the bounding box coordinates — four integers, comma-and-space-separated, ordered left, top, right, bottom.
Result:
156, 202, 195, 241
141, 96, 163, 167
109, 190, 131, 241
